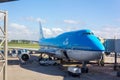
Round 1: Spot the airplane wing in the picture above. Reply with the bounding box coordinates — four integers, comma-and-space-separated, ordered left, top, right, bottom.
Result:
7, 45, 58, 56
8, 46, 57, 56
5, 46, 58, 63
39, 48, 56, 55
8, 46, 39, 51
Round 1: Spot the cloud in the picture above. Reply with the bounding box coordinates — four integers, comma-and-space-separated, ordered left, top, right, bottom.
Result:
93, 25, 120, 39
43, 24, 120, 39
52, 28, 63, 34
8, 23, 64, 40
64, 20, 79, 24
43, 27, 53, 37
21, 16, 46, 23
43, 27, 64, 38
36, 18, 46, 23
9, 23, 30, 34
8, 23, 39, 40
8, 22, 120, 40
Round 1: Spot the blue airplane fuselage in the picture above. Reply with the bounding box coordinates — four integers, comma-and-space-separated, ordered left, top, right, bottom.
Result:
39, 29, 105, 61
39, 29, 105, 51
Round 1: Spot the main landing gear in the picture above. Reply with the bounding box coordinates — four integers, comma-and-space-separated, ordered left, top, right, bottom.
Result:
38, 53, 57, 65
81, 61, 89, 73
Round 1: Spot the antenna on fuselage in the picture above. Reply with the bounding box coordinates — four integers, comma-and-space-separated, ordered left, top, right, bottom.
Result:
39, 21, 44, 39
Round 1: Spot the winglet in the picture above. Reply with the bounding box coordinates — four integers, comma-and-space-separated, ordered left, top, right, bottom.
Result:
39, 21, 44, 39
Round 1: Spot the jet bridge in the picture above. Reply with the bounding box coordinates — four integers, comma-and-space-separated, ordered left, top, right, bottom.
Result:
0, 10, 8, 80
104, 39, 120, 53
104, 39, 120, 76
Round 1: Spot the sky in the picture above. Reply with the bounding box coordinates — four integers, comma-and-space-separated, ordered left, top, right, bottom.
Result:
0, 0, 120, 40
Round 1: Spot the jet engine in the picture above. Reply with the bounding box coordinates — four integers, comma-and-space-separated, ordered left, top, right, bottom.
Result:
17, 49, 30, 62
18, 53, 30, 62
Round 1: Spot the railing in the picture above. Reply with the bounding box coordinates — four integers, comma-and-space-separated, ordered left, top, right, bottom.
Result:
0, 10, 8, 80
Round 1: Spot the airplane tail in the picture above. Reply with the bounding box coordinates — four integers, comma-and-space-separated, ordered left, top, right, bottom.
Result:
39, 21, 44, 39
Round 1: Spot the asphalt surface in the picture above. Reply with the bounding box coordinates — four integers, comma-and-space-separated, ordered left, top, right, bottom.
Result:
0, 55, 120, 80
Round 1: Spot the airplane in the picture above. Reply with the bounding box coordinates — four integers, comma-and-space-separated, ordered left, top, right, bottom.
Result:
6, 22, 105, 73
38, 22, 105, 73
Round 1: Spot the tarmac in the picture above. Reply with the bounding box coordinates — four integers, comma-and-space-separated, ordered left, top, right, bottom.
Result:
0, 54, 120, 80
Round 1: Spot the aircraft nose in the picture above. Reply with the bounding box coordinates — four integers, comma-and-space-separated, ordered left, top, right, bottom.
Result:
89, 36, 105, 51
94, 40, 105, 51
96, 42, 105, 51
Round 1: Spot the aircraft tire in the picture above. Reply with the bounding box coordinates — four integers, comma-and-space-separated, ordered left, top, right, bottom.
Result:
117, 71, 120, 77
81, 67, 89, 73
100, 59, 104, 66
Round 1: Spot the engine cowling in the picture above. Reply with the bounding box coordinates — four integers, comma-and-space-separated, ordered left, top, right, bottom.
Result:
17, 49, 30, 62
18, 53, 30, 62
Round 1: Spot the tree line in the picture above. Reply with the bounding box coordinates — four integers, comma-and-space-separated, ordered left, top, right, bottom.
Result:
9, 40, 38, 44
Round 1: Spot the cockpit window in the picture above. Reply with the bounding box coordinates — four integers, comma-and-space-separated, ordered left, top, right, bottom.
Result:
78, 31, 94, 36
83, 32, 94, 35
